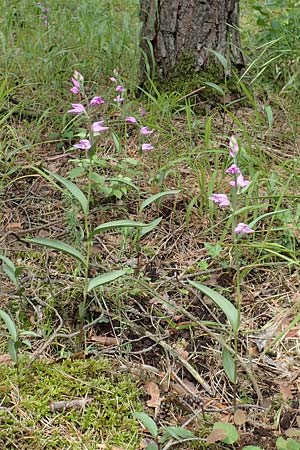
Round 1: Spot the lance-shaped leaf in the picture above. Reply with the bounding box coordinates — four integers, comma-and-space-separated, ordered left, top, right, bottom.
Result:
33, 167, 89, 215
26, 238, 86, 266
140, 190, 180, 212
188, 281, 239, 331
140, 217, 162, 237
88, 269, 127, 292
90, 220, 148, 239
222, 347, 236, 383
0, 310, 18, 342
0, 255, 19, 285
133, 412, 158, 438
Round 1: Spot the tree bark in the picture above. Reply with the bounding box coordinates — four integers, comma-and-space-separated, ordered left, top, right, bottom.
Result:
140, 0, 244, 81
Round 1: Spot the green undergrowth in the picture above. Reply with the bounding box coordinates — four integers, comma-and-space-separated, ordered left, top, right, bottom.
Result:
0, 357, 141, 449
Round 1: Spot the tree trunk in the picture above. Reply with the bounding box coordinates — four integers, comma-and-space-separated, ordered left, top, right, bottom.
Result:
140, 0, 244, 81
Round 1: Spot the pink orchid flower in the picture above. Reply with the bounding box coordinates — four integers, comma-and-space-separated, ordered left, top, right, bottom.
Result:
142, 143, 154, 151
225, 164, 240, 175
73, 139, 91, 150
235, 223, 254, 234
114, 95, 124, 104
116, 85, 125, 93
229, 136, 239, 158
140, 126, 153, 135
126, 116, 137, 124
209, 193, 231, 207
229, 174, 250, 188
90, 96, 105, 106
67, 103, 86, 114
91, 121, 109, 133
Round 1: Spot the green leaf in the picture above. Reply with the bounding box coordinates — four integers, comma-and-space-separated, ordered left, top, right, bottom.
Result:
234, 204, 269, 216
222, 347, 236, 383
276, 437, 288, 450
0, 255, 19, 285
212, 422, 239, 444
140, 217, 162, 237
140, 190, 180, 212
145, 443, 159, 450
90, 220, 149, 239
265, 105, 273, 129
79, 302, 86, 320
188, 281, 239, 331
161, 426, 195, 443
203, 82, 225, 96
204, 243, 223, 258
206, 48, 228, 71
33, 167, 89, 215
0, 310, 18, 342
107, 177, 139, 191
90, 172, 105, 185
133, 412, 158, 438
7, 339, 18, 364
26, 238, 86, 266
249, 209, 288, 228
69, 166, 85, 179
88, 269, 127, 292
276, 437, 300, 450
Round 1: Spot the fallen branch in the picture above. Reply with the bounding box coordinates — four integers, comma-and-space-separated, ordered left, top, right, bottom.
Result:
49, 397, 93, 412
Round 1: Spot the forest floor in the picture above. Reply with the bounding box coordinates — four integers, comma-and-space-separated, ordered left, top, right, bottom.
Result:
1, 1, 300, 449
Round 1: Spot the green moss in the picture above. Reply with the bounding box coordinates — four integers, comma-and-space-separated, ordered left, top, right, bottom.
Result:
0, 358, 142, 449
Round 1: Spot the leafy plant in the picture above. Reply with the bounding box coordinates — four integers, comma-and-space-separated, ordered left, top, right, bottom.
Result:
134, 412, 196, 450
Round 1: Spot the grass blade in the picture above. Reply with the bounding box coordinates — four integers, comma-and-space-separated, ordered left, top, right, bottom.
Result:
140, 190, 180, 212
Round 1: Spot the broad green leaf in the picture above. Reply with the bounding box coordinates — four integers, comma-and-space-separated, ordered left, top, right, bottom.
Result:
7, 339, 18, 364
0, 255, 18, 285
205, 243, 223, 258
26, 238, 86, 266
79, 302, 86, 320
161, 426, 195, 443
222, 347, 236, 383
265, 105, 273, 129
0, 310, 18, 342
33, 167, 89, 215
203, 82, 225, 96
107, 177, 139, 191
88, 269, 127, 292
188, 281, 239, 331
207, 48, 229, 71
212, 422, 239, 445
140, 190, 180, 212
140, 217, 162, 237
133, 412, 158, 438
90, 173, 105, 185
145, 443, 159, 450
276, 437, 300, 450
69, 166, 85, 179
45, 170, 89, 215
90, 220, 148, 239
0, 255, 16, 273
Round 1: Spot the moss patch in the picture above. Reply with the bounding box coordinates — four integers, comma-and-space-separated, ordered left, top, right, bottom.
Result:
0, 358, 141, 449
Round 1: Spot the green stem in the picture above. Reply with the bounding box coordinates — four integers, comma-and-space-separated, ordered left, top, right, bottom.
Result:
79, 92, 94, 348
231, 171, 240, 410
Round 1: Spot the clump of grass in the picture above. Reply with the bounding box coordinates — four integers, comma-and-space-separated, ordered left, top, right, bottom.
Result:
0, 358, 141, 449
